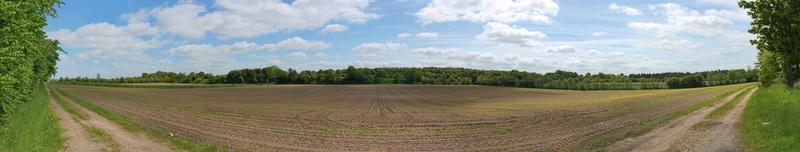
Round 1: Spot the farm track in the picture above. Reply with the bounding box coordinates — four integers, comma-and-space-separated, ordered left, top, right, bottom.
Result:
608, 86, 750, 152
47, 89, 107, 152
671, 87, 756, 152
49, 88, 173, 152
53, 84, 747, 151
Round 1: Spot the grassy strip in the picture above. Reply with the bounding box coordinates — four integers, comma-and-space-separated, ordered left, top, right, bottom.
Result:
52, 87, 228, 152
51, 82, 251, 89
691, 86, 754, 131
574, 84, 749, 151
48, 87, 87, 120
706, 86, 754, 120
739, 84, 800, 151
0, 86, 65, 152
86, 126, 120, 152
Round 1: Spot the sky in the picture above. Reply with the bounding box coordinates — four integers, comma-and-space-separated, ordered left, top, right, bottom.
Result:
46, 0, 757, 78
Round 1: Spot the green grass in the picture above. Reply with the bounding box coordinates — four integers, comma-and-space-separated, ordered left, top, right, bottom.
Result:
86, 126, 120, 152
573, 84, 749, 151
706, 86, 754, 120
48, 87, 87, 120
739, 84, 800, 151
690, 85, 755, 131
0, 86, 64, 152
52, 87, 228, 152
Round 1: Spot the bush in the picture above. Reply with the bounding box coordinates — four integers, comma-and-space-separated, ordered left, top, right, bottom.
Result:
0, 0, 62, 123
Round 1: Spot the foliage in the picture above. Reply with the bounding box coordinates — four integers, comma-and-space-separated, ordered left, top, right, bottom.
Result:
740, 0, 800, 87
756, 51, 783, 86
0, 0, 62, 123
739, 84, 800, 151
0, 86, 64, 152
666, 74, 705, 89
57, 66, 758, 90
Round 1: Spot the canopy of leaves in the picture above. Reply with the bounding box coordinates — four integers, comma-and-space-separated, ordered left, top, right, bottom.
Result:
0, 0, 62, 123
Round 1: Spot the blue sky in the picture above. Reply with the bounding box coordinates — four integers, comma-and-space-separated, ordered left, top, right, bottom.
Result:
47, 0, 756, 78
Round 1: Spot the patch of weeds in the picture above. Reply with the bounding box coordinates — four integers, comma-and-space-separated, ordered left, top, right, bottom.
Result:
86, 126, 120, 152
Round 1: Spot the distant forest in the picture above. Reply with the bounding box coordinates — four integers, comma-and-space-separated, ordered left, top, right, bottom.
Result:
56, 66, 757, 90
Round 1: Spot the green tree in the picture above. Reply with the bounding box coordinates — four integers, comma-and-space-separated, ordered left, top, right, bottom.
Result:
0, 0, 63, 122
740, 0, 800, 87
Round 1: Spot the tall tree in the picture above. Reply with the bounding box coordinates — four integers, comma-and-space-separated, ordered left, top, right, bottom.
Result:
0, 0, 63, 122
740, 0, 800, 87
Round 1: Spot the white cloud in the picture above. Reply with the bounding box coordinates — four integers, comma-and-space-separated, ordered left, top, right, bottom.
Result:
415, 0, 559, 24
320, 24, 348, 34
476, 22, 546, 47
48, 22, 162, 61
397, 32, 412, 38
415, 32, 439, 39
591, 31, 607, 36
629, 3, 738, 37
545, 45, 578, 53
699, 0, 739, 7
352, 42, 406, 56
312, 53, 330, 58
412, 47, 553, 71
259, 37, 331, 51
150, 0, 379, 38
609, 3, 642, 16
165, 42, 257, 68
286, 52, 308, 59
635, 39, 701, 52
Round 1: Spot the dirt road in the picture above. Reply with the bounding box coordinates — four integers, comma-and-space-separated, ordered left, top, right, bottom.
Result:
49, 88, 173, 152
48, 89, 107, 152
607, 87, 750, 152
671, 87, 757, 151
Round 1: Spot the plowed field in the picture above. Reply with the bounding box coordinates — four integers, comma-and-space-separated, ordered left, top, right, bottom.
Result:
52, 84, 746, 151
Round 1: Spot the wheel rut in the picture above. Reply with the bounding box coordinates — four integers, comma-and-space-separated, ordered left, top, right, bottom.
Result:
51, 88, 174, 152
607, 87, 750, 152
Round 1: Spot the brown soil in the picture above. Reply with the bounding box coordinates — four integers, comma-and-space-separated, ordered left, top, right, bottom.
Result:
48, 89, 106, 152
607, 86, 749, 152
52, 88, 174, 152
53, 84, 747, 151
671, 87, 757, 152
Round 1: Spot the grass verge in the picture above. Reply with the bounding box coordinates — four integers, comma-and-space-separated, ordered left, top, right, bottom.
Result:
573, 84, 750, 151
739, 84, 800, 151
0, 85, 64, 152
691, 86, 756, 131
705, 86, 754, 120
49, 87, 87, 120
86, 126, 120, 152
52, 87, 228, 152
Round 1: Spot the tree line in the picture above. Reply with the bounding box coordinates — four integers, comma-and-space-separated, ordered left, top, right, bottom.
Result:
740, 0, 800, 88
0, 0, 62, 123
57, 66, 757, 90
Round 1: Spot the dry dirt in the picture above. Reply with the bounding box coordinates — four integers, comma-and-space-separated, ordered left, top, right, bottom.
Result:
48, 89, 106, 152
53, 84, 747, 151
607, 86, 750, 152
670, 87, 757, 152
50, 88, 173, 152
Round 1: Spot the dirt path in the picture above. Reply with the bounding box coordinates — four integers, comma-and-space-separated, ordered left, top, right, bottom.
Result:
607, 87, 749, 152
52, 90, 174, 152
671, 88, 757, 152
47, 90, 106, 152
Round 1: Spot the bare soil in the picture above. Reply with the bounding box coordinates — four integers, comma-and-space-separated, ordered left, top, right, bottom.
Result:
52, 88, 173, 152
607, 86, 749, 152
53, 84, 746, 151
48, 90, 106, 152
671, 88, 757, 152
